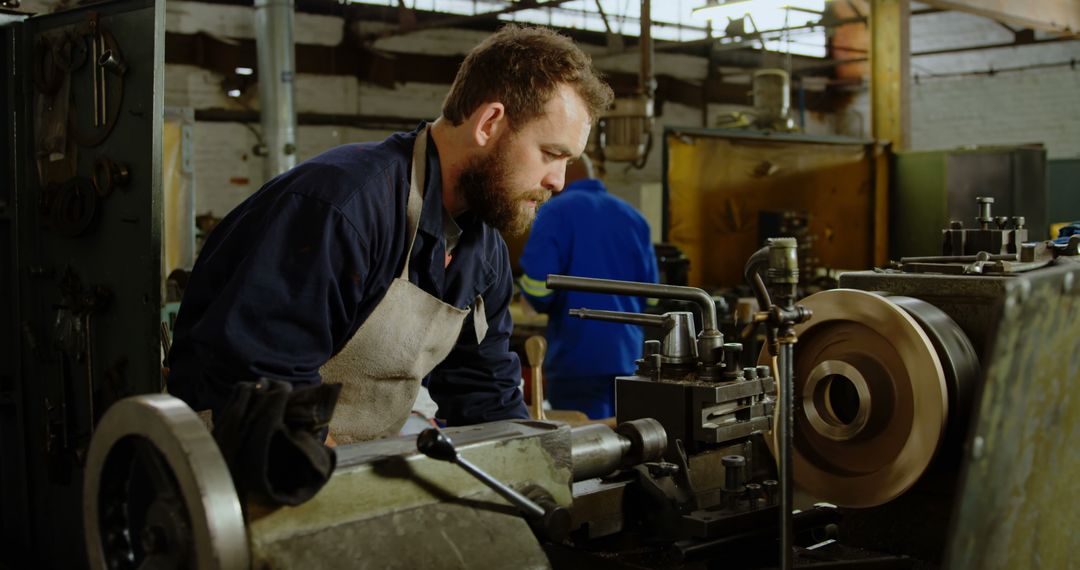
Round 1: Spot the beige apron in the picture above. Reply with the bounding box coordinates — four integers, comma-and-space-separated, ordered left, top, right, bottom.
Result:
321, 125, 478, 443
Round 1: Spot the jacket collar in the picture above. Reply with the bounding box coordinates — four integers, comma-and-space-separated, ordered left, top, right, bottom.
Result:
411, 124, 495, 305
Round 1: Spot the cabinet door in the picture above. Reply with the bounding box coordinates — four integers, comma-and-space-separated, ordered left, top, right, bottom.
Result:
1, 0, 163, 566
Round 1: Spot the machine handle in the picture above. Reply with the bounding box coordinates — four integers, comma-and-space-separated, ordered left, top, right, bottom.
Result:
568, 308, 672, 328
417, 428, 546, 520
546, 275, 719, 332
524, 336, 547, 420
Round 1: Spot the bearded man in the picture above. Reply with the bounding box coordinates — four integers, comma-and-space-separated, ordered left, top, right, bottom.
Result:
167, 25, 613, 443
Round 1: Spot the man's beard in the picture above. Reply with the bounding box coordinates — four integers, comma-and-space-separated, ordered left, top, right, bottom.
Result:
457, 140, 551, 236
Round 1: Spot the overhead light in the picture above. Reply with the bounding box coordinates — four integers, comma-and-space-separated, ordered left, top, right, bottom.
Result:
227, 89, 242, 98
235, 67, 254, 76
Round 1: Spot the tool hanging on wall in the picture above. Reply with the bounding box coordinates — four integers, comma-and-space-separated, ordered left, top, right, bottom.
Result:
71, 12, 127, 148
91, 156, 130, 197
33, 30, 84, 187
40, 177, 97, 237
32, 17, 132, 238
46, 267, 113, 478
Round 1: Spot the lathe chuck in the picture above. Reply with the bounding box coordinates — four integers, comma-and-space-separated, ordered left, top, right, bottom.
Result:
761, 289, 978, 507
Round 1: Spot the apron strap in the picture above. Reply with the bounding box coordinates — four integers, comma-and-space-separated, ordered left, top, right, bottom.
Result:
400, 124, 430, 280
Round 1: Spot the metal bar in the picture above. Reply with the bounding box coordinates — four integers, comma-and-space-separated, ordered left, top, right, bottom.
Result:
920, 0, 1080, 35
546, 274, 718, 332
778, 341, 795, 570
455, 456, 546, 519
568, 308, 670, 328
592, 0, 615, 36
363, 0, 579, 41
901, 253, 1016, 263
912, 35, 1078, 57
91, 22, 99, 126
98, 32, 106, 126
639, 0, 652, 96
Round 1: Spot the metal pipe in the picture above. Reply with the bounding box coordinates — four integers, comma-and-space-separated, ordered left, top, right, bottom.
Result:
901, 253, 1016, 263
363, 0, 579, 41
568, 308, 670, 328
744, 246, 773, 311
255, 0, 298, 180
639, 0, 653, 97
778, 341, 795, 570
764, 237, 800, 570
547, 275, 718, 332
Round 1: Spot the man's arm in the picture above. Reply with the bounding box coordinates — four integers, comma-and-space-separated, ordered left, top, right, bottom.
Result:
428, 242, 528, 426
517, 207, 569, 313
175, 190, 369, 401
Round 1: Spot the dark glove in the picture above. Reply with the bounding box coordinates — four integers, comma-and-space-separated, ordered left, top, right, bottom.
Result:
212, 378, 341, 507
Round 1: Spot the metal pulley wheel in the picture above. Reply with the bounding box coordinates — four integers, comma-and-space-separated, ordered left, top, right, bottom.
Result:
84, 394, 249, 569
760, 289, 978, 508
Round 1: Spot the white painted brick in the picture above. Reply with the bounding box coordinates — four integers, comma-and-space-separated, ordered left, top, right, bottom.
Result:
192, 123, 401, 217
167, 1, 344, 46
910, 66, 1080, 159
357, 81, 448, 119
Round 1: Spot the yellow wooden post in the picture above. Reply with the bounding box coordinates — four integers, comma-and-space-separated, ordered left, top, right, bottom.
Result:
870, 0, 911, 150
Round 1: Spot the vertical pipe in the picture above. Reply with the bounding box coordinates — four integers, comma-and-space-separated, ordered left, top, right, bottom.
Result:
797, 82, 806, 130
778, 341, 794, 570
766, 237, 798, 570
639, 0, 653, 97
255, 0, 298, 180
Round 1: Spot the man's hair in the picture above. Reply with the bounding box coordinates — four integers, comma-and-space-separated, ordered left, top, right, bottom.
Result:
442, 25, 614, 129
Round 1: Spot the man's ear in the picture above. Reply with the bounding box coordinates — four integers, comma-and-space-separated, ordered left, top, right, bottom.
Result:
471, 102, 507, 148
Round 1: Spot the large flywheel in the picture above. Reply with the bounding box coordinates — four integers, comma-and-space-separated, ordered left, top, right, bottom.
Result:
761, 289, 978, 508
84, 394, 249, 570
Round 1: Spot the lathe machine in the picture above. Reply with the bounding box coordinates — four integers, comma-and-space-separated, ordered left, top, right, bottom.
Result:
83, 200, 1079, 569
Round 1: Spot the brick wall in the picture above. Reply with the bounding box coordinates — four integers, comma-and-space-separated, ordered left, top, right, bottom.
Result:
909, 11, 1080, 158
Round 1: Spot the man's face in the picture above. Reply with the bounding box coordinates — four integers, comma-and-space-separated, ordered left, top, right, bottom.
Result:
459, 84, 592, 236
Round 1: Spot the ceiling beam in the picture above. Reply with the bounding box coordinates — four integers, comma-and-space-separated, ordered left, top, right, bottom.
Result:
164, 31, 850, 114
920, 0, 1080, 34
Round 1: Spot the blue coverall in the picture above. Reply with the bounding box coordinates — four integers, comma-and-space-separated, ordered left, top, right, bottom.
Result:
518, 178, 659, 419
168, 125, 528, 426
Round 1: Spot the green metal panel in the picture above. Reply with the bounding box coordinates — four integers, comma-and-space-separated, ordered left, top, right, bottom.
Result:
1048, 158, 1080, 226
945, 263, 1080, 569
892, 146, 1049, 259
839, 265, 1080, 566
892, 150, 948, 260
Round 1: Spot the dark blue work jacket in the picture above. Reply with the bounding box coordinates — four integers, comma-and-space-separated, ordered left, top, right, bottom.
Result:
518, 179, 659, 380
168, 125, 528, 426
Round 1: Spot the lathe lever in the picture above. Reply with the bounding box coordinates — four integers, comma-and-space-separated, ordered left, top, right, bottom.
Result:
416, 428, 546, 519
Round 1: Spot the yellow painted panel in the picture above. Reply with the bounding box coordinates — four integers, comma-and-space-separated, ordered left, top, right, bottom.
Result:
162, 119, 183, 276
667, 133, 884, 288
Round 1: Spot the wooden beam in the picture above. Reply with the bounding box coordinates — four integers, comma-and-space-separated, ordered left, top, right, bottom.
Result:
870, 0, 910, 149
921, 0, 1080, 34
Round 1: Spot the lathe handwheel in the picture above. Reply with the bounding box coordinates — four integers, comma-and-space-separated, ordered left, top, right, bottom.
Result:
84, 394, 248, 569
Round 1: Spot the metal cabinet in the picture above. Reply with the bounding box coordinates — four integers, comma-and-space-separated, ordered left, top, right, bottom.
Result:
0, 1, 163, 566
